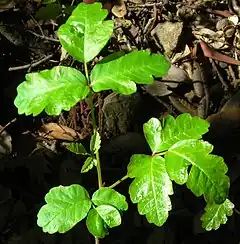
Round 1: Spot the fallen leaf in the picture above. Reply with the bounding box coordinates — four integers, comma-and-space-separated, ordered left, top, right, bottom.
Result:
200, 41, 240, 65
38, 123, 83, 141
111, 0, 127, 18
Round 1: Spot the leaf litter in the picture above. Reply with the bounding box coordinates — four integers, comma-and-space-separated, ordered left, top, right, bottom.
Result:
2, 0, 240, 243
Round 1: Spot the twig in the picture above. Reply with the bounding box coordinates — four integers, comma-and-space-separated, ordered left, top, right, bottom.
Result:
109, 175, 129, 189
30, 14, 44, 36
128, 2, 163, 8
8, 54, 54, 71
95, 237, 100, 244
210, 58, 229, 91
27, 30, 60, 42
0, 118, 17, 135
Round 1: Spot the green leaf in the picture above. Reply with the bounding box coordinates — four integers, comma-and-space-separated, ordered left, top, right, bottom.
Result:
143, 118, 162, 154
57, 2, 114, 63
67, 142, 88, 155
160, 114, 210, 151
92, 188, 128, 211
37, 184, 92, 234
90, 50, 170, 94
201, 199, 234, 231
14, 66, 90, 116
95, 205, 121, 228
127, 154, 173, 226
90, 131, 101, 154
165, 139, 230, 204
81, 157, 97, 173
86, 209, 109, 238
144, 114, 210, 153
35, 3, 62, 20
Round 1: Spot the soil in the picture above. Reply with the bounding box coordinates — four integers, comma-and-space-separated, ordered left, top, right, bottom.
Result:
1, 0, 240, 243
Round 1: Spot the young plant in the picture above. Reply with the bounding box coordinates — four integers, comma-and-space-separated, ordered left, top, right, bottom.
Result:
14, 2, 234, 242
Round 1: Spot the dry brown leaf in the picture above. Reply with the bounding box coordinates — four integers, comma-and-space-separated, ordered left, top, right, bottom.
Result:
200, 41, 240, 65
38, 123, 83, 141
111, 0, 127, 18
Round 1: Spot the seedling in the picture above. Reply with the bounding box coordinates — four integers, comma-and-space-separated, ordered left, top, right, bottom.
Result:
14, 2, 234, 242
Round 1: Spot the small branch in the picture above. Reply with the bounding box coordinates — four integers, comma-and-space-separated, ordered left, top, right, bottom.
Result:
27, 30, 60, 42
8, 54, 54, 71
95, 237, 100, 244
0, 118, 17, 135
109, 175, 129, 189
234, 208, 240, 216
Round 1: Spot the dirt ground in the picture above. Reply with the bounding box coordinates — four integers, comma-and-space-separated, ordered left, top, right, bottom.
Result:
1, 0, 240, 243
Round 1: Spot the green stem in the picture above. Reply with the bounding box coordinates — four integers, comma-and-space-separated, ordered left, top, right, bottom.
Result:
84, 62, 103, 189
109, 175, 129, 189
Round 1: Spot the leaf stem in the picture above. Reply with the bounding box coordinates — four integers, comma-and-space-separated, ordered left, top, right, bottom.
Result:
84, 62, 103, 189
109, 175, 129, 189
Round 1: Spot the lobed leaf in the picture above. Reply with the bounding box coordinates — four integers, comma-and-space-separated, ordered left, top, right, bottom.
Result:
37, 184, 92, 234
90, 131, 101, 154
92, 188, 128, 211
95, 205, 121, 228
81, 156, 97, 173
143, 114, 210, 153
57, 2, 114, 63
143, 118, 162, 154
90, 50, 170, 94
165, 139, 230, 204
127, 154, 173, 226
201, 199, 234, 231
67, 142, 88, 155
86, 209, 109, 238
14, 66, 90, 116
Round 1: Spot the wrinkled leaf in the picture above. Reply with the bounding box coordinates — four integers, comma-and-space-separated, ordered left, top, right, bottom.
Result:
96, 205, 121, 228
144, 113, 209, 153
91, 50, 170, 94
37, 184, 92, 233
57, 2, 114, 63
165, 139, 230, 204
128, 154, 173, 226
81, 157, 97, 173
67, 142, 88, 155
90, 131, 101, 154
92, 188, 128, 211
201, 199, 234, 231
143, 118, 162, 154
14, 66, 90, 116
86, 208, 109, 238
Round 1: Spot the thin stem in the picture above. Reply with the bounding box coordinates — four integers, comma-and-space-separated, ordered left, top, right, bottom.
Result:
84, 62, 103, 188
109, 175, 129, 189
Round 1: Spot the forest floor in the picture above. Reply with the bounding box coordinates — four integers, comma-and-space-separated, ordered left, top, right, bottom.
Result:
1, 0, 240, 243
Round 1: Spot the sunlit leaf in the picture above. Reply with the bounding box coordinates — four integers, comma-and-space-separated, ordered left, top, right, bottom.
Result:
37, 184, 92, 233
86, 208, 108, 238
165, 139, 230, 204
128, 154, 173, 226
92, 188, 128, 211
90, 50, 170, 94
14, 66, 90, 116
90, 131, 101, 154
143, 118, 162, 154
201, 199, 234, 231
143, 114, 209, 153
81, 157, 97, 173
95, 205, 121, 228
57, 2, 114, 63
